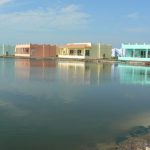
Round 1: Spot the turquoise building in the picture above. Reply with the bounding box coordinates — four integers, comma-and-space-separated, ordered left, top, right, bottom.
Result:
0, 44, 15, 56
118, 43, 150, 62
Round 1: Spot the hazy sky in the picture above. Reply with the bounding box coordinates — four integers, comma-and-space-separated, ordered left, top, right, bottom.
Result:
0, 0, 150, 47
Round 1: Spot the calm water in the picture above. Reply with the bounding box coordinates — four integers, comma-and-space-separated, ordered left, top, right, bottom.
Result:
0, 58, 150, 150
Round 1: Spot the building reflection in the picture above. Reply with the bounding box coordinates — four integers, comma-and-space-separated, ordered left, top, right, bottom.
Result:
15, 59, 113, 84
15, 59, 56, 80
118, 64, 150, 85
57, 61, 112, 85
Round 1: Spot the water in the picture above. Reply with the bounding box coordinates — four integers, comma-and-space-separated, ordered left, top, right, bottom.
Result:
0, 58, 150, 150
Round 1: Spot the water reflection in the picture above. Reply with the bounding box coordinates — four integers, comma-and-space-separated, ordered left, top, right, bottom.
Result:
118, 64, 150, 85
1, 59, 150, 150
15, 59, 56, 80
14, 59, 113, 85
58, 61, 112, 85
0, 58, 15, 80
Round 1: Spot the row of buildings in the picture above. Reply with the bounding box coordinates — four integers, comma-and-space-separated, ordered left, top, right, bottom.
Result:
2, 43, 150, 62
0, 43, 112, 59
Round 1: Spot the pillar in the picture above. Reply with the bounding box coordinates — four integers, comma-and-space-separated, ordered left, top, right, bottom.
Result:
146, 49, 148, 58
133, 49, 135, 57
2, 44, 5, 55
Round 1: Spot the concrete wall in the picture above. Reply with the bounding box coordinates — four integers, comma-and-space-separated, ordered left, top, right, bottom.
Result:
90, 43, 99, 59
99, 44, 112, 59
86, 43, 112, 59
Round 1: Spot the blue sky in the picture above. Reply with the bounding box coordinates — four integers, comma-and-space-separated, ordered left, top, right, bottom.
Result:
0, 0, 150, 47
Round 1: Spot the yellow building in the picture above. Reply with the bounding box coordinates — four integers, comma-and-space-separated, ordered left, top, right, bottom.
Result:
58, 43, 112, 59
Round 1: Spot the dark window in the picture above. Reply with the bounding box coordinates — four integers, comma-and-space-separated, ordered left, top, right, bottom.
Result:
148, 50, 150, 58
103, 53, 105, 58
141, 51, 146, 58
23, 48, 29, 53
69, 50, 74, 55
77, 50, 81, 55
85, 50, 90, 56
26, 49, 29, 53
6, 51, 8, 56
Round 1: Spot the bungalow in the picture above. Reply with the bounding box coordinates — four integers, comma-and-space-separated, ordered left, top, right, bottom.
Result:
58, 43, 112, 59
118, 43, 150, 62
15, 44, 57, 58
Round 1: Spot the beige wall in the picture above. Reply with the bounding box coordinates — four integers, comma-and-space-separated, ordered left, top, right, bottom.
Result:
99, 44, 112, 59
87, 43, 112, 59
90, 43, 99, 59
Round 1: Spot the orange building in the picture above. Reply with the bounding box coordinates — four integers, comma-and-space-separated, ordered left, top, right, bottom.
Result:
15, 44, 57, 58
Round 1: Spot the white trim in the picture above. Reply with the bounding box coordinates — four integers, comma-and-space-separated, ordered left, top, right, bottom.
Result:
15, 54, 30, 57
58, 55, 85, 59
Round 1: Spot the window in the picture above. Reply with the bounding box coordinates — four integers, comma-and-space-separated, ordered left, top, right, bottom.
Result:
85, 50, 90, 56
69, 50, 74, 55
148, 50, 150, 58
77, 50, 81, 55
103, 53, 105, 58
23, 48, 29, 53
63, 50, 66, 55
26, 49, 29, 53
141, 50, 146, 58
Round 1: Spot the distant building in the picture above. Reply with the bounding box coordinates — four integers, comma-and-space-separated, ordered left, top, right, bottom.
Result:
58, 43, 112, 59
15, 44, 57, 58
0, 44, 15, 56
118, 43, 150, 62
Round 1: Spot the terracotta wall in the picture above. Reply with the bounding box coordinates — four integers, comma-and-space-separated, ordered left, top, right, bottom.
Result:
31, 44, 57, 58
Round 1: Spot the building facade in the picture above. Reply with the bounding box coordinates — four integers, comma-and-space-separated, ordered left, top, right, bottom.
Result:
15, 44, 57, 58
118, 43, 150, 62
58, 43, 112, 59
0, 44, 15, 56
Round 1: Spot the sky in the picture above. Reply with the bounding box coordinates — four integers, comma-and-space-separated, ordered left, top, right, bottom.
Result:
0, 0, 150, 47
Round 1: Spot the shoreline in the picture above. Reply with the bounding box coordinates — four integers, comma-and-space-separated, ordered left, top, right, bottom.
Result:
0, 55, 120, 63
1, 56, 150, 67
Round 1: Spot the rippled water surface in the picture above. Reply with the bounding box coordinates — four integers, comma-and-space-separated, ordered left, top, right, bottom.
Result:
0, 58, 150, 150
